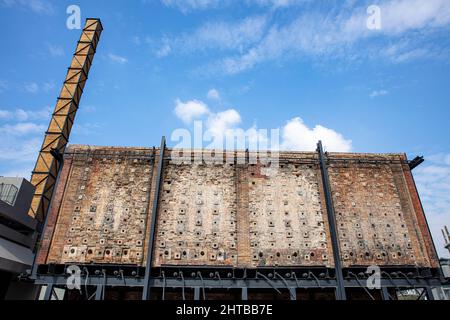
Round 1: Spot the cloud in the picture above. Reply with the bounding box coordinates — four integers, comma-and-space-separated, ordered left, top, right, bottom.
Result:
414, 154, 450, 258
156, 0, 450, 74
24, 82, 39, 93
154, 16, 267, 56
174, 99, 210, 124
0, 107, 51, 121
206, 109, 242, 138
370, 89, 389, 98
0, 122, 46, 136
207, 88, 220, 100
155, 40, 172, 58
47, 44, 64, 57
160, 0, 222, 12
0, 0, 54, 15
108, 53, 128, 64
281, 117, 352, 152
173, 99, 351, 152
0, 137, 41, 163
0, 80, 7, 93
72, 122, 102, 136
160, 0, 308, 12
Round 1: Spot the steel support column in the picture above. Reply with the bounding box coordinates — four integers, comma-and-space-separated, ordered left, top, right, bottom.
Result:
142, 136, 166, 300
317, 141, 346, 300
95, 285, 103, 300
42, 283, 54, 300
425, 287, 435, 300
194, 287, 200, 300
242, 287, 248, 300
381, 287, 391, 300
289, 288, 297, 300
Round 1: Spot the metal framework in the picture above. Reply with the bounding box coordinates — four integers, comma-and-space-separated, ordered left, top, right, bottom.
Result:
143, 136, 166, 300
317, 140, 346, 300
28, 19, 102, 222
32, 137, 443, 300
35, 264, 441, 300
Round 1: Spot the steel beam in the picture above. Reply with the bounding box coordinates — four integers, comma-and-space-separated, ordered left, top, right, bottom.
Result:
381, 287, 391, 300
317, 141, 346, 300
425, 287, 435, 300
142, 136, 166, 300
42, 283, 54, 300
194, 287, 200, 300
95, 285, 103, 300
242, 287, 248, 300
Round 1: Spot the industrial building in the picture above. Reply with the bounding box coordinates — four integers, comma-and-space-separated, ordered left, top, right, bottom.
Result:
9, 18, 445, 300
0, 177, 40, 299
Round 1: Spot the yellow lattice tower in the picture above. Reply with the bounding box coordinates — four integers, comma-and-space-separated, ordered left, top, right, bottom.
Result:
28, 19, 103, 221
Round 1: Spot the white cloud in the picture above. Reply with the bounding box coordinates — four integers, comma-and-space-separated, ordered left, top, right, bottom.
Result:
108, 53, 128, 64
47, 44, 64, 57
156, 41, 172, 58
174, 99, 210, 124
0, 80, 7, 93
370, 89, 389, 98
173, 99, 351, 152
158, 0, 450, 74
0, 107, 51, 122
160, 0, 222, 12
281, 117, 352, 152
155, 16, 267, 56
0, 110, 13, 119
414, 154, 450, 258
206, 109, 242, 138
72, 122, 102, 136
207, 88, 220, 100
0, 137, 41, 162
1, 0, 54, 14
0, 122, 46, 136
24, 82, 39, 93
380, 0, 450, 33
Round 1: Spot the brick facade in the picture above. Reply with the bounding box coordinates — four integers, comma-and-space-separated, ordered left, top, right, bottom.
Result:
37, 146, 439, 269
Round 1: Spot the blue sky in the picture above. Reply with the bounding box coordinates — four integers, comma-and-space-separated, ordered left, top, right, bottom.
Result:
0, 0, 449, 258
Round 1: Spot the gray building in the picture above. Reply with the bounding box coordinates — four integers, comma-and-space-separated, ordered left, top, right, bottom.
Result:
0, 177, 40, 299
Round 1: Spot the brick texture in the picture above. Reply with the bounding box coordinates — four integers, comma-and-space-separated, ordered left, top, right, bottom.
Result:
37, 147, 439, 270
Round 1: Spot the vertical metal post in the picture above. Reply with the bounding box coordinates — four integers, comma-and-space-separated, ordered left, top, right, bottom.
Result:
289, 288, 297, 300
42, 283, 54, 300
194, 287, 200, 300
425, 287, 435, 300
242, 287, 248, 300
381, 287, 390, 300
95, 285, 103, 300
142, 137, 166, 300
317, 141, 347, 300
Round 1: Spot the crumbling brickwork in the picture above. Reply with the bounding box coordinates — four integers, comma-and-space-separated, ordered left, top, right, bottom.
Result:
154, 161, 238, 266
45, 146, 154, 265
327, 153, 434, 267
247, 160, 330, 267
38, 146, 438, 269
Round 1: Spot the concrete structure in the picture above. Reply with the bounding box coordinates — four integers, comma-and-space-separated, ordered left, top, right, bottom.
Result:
0, 177, 40, 299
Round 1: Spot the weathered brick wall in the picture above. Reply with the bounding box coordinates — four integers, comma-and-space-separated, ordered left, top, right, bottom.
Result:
154, 160, 238, 266
327, 153, 433, 267
39, 146, 438, 269
247, 160, 330, 267
46, 145, 154, 265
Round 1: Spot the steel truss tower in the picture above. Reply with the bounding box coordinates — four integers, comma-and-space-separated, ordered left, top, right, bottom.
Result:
28, 19, 102, 221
